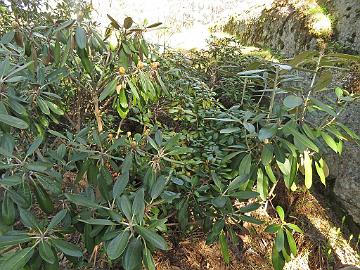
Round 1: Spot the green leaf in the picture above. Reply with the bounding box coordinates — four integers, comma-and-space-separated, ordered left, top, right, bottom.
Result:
46, 101, 64, 115
26, 136, 43, 156
238, 153, 251, 175
132, 188, 145, 222
0, 247, 34, 270
0, 175, 22, 186
261, 144, 274, 165
47, 209, 68, 230
310, 97, 337, 117
312, 70, 332, 91
107, 230, 130, 260
285, 228, 297, 256
150, 175, 167, 200
134, 225, 169, 250
123, 237, 142, 270
0, 234, 32, 248
275, 228, 285, 251
272, 245, 285, 270
113, 172, 129, 199
286, 223, 303, 234
220, 127, 240, 134
265, 224, 281, 233
78, 218, 116, 226
127, 78, 140, 101
206, 219, 225, 244
276, 206, 285, 222
119, 195, 132, 220
321, 132, 338, 153
303, 150, 313, 189
19, 208, 39, 229
258, 126, 277, 141
99, 79, 117, 101
52, 239, 83, 257
257, 168, 268, 201
239, 202, 261, 213
227, 174, 249, 192
283, 95, 303, 109
65, 193, 101, 209
219, 231, 230, 264
315, 159, 326, 185
143, 247, 156, 270
37, 97, 50, 115
0, 113, 29, 129
231, 191, 259, 200
283, 126, 319, 152
75, 26, 87, 49
39, 240, 55, 264
265, 164, 277, 183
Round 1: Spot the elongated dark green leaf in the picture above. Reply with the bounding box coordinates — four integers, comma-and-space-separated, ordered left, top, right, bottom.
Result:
261, 144, 274, 165
107, 230, 130, 260
47, 209, 67, 230
275, 228, 284, 251
0, 247, 34, 270
238, 153, 251, 175
123, 237, 142, 270
132, 188, 145, 221
150, 175, 167, 200
75, 26, 87, 49
272, 245, 285, 270
19, 208, 39, 229
0, 234, 32, 248
285, 229, 297, 256
26, 136, 43, 156
227, 174, 248, 192
231, 191, 259, 200
78, 218, 116, 226
143, 246, 156, 270
39, 240, 55, 264
65, 193, 101, 209
99, 79, 117, 101
206, 219, 225, 244
0, 113, 28, 129
119, 195, 132, 220
134, 225, 169, 250
0, 175, 22, 186
284, 126, 319, 152
265, 224, 281, 233
52, 239, 83, 257
37, 97, 50, 115
257, 169, 268, 201
113, 172, 129, 199
219, 231, 230, 264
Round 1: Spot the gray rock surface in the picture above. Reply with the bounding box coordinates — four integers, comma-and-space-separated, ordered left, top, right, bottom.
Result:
325, 0, 360, 54
327, 100, 360, 224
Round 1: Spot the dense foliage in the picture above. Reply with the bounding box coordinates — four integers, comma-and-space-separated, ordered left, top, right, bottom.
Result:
0, 1, 359, 269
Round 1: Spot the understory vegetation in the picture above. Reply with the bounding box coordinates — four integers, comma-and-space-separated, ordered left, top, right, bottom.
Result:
0, 1, 359, 270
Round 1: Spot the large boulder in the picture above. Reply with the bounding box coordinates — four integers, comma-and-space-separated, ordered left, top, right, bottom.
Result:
322, 0, 360, 54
